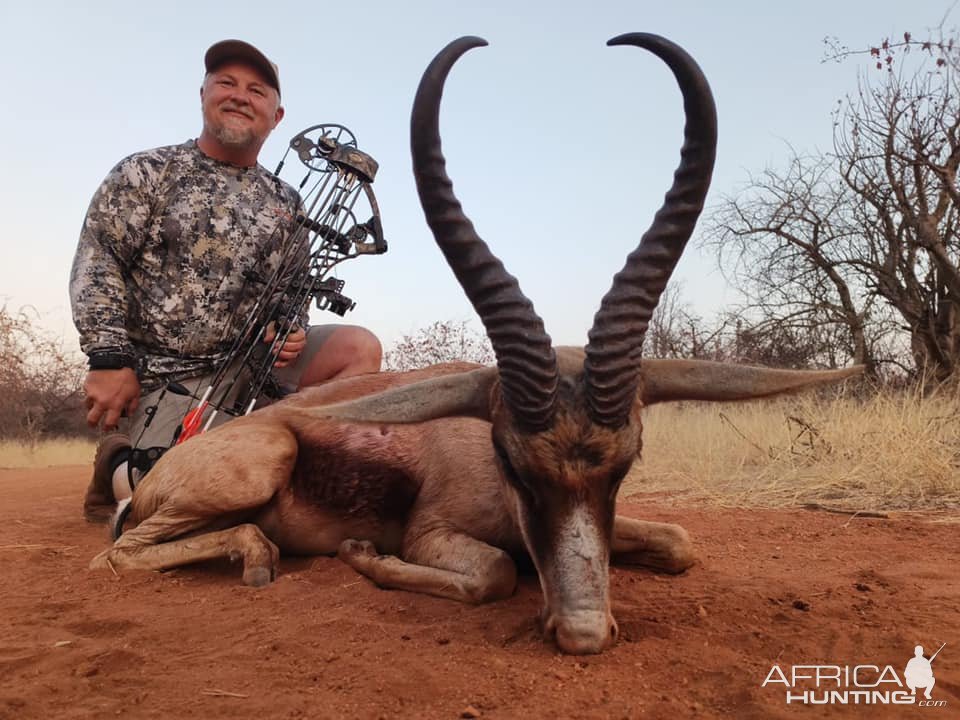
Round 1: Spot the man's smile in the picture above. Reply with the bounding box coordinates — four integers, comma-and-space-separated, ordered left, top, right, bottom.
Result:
220, 106, 254, 120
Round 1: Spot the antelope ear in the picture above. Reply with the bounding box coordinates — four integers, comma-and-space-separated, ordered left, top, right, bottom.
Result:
640, 359, 863, 405
307, 367, 498, 424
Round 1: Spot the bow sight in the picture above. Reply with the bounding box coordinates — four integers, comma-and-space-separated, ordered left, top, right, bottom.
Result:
266, 123, 386, 323
125, 124, 386, 494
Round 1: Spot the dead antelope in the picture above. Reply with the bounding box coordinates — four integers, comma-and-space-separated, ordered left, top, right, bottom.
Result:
91, 34, 861, 655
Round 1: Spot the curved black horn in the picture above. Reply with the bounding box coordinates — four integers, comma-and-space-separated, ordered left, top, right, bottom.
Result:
411, 36, 559, 431
584, 33, 718, 427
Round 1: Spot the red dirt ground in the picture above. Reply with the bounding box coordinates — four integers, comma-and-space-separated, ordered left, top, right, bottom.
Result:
1, 466, 957, 719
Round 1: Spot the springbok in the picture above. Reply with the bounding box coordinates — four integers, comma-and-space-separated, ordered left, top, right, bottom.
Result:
91, 34, 861, 655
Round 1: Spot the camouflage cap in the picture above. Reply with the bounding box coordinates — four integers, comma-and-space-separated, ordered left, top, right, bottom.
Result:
204, 39, 281, 98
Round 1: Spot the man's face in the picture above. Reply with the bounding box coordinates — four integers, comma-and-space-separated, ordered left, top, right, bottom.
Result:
201, 61, 283, 152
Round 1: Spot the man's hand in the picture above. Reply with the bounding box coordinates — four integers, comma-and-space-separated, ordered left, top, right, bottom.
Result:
84, 368, 141, 430
263, 322, 306, 368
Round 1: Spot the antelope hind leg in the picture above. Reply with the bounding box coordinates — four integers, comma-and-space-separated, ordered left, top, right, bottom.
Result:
90, 420, 297, 586
338, 531, 517, 604
90, 519, 280, 587
611, 515, 696, 574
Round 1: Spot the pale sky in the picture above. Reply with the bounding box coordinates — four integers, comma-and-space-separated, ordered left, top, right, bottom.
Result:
0, 0, 949, 353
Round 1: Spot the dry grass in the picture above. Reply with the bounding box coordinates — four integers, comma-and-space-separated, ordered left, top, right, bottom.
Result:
0, 439, 94, 469
625, 385, 960, 511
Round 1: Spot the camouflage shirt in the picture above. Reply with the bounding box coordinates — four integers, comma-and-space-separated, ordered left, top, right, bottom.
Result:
70, 140, 303, 388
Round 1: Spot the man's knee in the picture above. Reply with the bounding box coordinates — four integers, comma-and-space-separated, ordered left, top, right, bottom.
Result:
298, 324, 382, 386
334, 326, 382, 372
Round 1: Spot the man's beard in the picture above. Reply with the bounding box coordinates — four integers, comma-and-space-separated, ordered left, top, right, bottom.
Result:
208, 103, 258, 148
211, 122, 256, 148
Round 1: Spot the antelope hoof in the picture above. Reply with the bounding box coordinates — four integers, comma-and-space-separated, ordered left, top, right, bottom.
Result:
338, 538, 377, 562
243, 566, 275, 587
661, 525, 697, 574
338, 539, 381, 574
89, 549, 113, 571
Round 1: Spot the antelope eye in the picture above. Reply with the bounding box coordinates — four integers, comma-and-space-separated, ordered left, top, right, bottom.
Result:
608, 462, 631, 500
492, 440, 518, 479
492, 441, 534, 497
609, 475, 624, 501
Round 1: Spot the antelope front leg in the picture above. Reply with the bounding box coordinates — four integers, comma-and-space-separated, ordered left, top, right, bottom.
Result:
611, 515, 696, 574
338, 531, 517, 604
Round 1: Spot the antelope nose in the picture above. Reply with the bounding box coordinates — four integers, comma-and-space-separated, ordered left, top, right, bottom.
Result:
552, 611, 618, 655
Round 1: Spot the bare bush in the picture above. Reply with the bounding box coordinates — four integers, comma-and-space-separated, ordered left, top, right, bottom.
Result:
705, 17, 960, 384
0, 305, 88, 442
646, 282, 729, 360
645, 283, 868, 371
384, 320, 495, 371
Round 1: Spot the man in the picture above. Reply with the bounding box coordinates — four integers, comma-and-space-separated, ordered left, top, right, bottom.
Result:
904, 645, 940, 701
70, 40, 381, 522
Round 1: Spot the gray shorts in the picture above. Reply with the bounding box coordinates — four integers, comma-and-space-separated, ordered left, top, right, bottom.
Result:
123, 325, 335, 452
